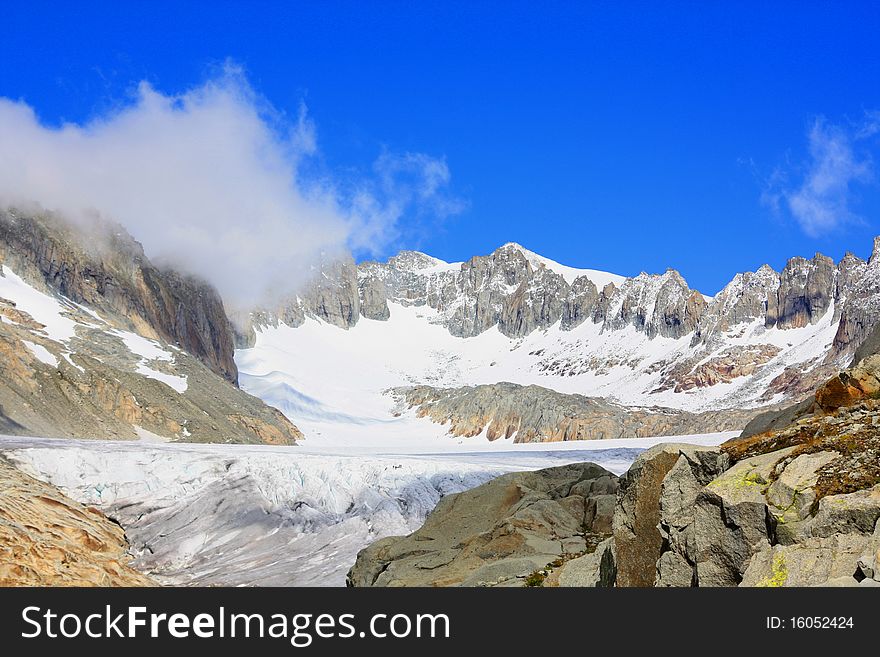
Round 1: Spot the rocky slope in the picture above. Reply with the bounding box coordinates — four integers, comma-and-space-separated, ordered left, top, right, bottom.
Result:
393, 383, 767, 443
0, 209, 301, 444
0, 456, 153, 586
349, 337, 880, 587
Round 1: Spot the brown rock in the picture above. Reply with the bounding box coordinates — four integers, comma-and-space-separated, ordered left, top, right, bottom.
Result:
0, 458, 154, 587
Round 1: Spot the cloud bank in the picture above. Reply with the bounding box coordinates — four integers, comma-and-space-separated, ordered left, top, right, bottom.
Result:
764, 114, 878, 237
0, 67, 461, 307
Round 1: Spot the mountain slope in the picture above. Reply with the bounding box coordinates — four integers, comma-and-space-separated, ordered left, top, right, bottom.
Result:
0, 209, 300, 444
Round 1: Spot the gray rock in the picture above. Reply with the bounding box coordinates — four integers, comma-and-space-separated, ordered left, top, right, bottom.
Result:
555, 537, 616, 587
807, 484, 880, 538
766, 254, 835, 330
740, 534, 871, 587
358, 275, 390, 320
613, 443, 726, 587
692, 449, 794, 586
654, 447, 730, 586
346, 462, 618, 587
393, 382, 762, 444
561, 275, 599, 330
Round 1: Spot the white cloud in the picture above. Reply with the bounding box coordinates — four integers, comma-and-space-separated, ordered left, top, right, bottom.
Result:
764, 115, 878, 236
0, 66, 461, 307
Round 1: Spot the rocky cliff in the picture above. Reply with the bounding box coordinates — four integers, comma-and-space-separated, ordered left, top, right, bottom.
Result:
0, 209, 237, 383
0, 208, 301, 444
0, 457, 154, 586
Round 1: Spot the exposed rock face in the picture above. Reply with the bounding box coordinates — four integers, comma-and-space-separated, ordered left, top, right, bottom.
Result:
499, 267, 568, 337
766, 254, 835, 330
0, 212, 301, 444
393, 383, 767, 443
346, 463, 618, 587
655, 447, 731, 586
0, 288, 302, 443
657, 344, 781, 393
0, 209, 238, 384
602, 270, 707, 339
0, 457, 153, 586
561, 275, 599, 330
613, 444, 685, 587
612, 443, 730, 587
693, 266, 778, 343
445, 245, 541, 338
358, 275, 390, 320
830, 241, 880, 358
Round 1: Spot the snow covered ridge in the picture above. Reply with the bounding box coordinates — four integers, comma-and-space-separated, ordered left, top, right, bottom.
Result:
0, 433, 730, 586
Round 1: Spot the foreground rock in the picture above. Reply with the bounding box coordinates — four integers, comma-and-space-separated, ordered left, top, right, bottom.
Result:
0, 457, 153, 586
351, 340, 880, 587
347, 463, 618, 587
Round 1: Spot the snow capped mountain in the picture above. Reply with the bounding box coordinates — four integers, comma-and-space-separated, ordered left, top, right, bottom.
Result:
236, 238, 880, 446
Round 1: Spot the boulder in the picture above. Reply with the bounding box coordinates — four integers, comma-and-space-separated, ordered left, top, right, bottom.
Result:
654, 447, 730, 586
741, 534, 870, 587
346, 462, 618, 587
613, 443, 728, 587
692, 449, 794, 586
554, 537, 616, 587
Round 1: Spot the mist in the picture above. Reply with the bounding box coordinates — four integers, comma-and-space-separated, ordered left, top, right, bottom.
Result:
0, 67, 460, 308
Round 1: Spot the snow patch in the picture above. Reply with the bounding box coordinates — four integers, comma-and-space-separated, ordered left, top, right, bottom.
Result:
0, 265, 77, 342
21, 340, 58, 367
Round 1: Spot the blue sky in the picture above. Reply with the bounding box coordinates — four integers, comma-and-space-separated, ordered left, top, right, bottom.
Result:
3, 2, 880, 294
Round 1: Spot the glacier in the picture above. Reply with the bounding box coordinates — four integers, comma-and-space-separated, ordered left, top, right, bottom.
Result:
0, 432, 731, 586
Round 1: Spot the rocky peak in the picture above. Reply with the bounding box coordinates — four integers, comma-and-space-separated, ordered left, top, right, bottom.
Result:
601, 269, 703, 339
385, 250, 449, 273
766, 253, 835, 330
693, 265, 779, 344
871, 236, 880, 265
561, 275, 600, 330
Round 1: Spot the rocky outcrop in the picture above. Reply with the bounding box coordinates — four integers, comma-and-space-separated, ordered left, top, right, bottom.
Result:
0, 209, 238, 384
766, 254, 835, 330
0, 296, 302, 443
657, 344, 781, 393
0, 457, 154, 586
499, 267, 568, 337
393, 383, 766, 443
601, 270, 707, 340
347, 463, 618, 587
358, 274, 390, 320
560, 275, 599, 330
